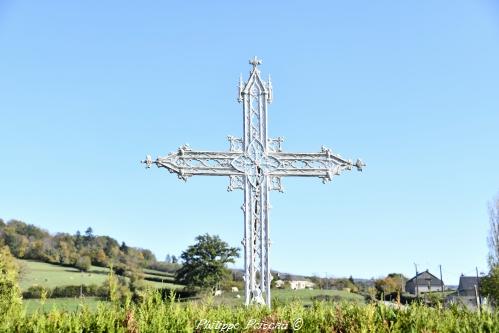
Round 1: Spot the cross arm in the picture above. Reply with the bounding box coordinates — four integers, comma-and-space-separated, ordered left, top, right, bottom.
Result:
269, 146, 365, 183
142, 144, 243, 181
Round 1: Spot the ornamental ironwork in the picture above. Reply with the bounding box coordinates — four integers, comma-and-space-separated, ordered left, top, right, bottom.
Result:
143, 57, 365, 308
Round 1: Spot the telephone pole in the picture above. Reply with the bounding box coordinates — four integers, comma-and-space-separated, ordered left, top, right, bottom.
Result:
475, 266, 481, 311
439, 264, 444, 297
414, 263, 419, 299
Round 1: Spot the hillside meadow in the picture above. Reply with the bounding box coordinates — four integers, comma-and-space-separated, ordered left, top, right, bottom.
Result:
18, 259, 183, 292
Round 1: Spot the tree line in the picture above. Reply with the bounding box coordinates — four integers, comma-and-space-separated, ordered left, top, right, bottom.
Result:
0, 218, 178, 276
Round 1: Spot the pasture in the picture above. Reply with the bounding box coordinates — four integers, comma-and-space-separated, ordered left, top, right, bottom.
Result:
18, 260, 109, 290
23, 297, 102, 314
210, 288, 365, 307
17, 259, 183, 291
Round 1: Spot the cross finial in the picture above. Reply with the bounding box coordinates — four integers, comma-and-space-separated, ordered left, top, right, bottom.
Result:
249, 56, 262, 69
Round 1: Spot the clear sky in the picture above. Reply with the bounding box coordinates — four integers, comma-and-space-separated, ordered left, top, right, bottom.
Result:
1, 1, 499, 285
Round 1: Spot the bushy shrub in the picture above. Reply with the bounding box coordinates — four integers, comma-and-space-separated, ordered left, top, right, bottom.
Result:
23, 285, 49, 299
75, 255, 91, 271
311, 294, 344, 302
0, 246, 22, 331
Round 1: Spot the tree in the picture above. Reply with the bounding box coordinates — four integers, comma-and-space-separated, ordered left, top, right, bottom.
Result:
176, 234, 239, 292
481, 265, 499, 305
331, 278, 358, 292
483, 196, 499, 305
120, 242, 128, 254
0, 246, 22, 325
488, 196, 499, 266
84, 227, 94, 244
374, 273, 406, 299
75, 230, 82, 249
95, 249, 108, 266
75, 255, 91, 272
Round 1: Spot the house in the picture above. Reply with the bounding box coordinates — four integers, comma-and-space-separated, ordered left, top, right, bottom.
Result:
457, 275, 480, 297
274, 280, 286, 288
445, 275, 482, 309
289, 280, 315, 290
274, 274, 315, 290
405, 270, 444, 295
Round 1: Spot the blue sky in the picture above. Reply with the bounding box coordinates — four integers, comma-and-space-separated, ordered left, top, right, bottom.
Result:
1, 1, 499, 284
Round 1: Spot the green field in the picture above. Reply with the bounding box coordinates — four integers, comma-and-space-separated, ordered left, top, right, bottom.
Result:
17, 259, 365, 313
23, 297, 102, 314
272, 288, 364, 304
17, 259, 183, 291
211, 288, 365, 307
21, 289, 363, 314
18, 260, 109, 290
143, 268, 182, 289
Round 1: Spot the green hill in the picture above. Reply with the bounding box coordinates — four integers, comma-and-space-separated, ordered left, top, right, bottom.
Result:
18, 259, 183, 291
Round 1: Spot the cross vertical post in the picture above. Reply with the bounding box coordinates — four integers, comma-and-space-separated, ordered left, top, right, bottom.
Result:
143, 58, 365, 308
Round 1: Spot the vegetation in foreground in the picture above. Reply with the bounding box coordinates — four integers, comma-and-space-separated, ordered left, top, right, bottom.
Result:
5, 291, 499, 332
0, 244, 494, 332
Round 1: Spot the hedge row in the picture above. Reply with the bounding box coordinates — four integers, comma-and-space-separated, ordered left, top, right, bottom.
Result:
22, 284, 107, 299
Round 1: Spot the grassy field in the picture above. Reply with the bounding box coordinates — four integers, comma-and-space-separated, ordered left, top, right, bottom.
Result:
23, 297, 102, 314
18, 260, 109, 290
272, 288, 364, 304
143, 268, 182, 290
17, 259, 365, 314
211, 288, 365, 307
17, 259, 183, 291
21, 288, 364, 313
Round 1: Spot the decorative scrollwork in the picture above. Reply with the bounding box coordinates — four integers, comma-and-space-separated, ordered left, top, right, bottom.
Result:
231, 140, 281, 188
270, 176, 283, 192
228, 136, 243, 152
268, 137, 283, 152
228, 175, 244, 191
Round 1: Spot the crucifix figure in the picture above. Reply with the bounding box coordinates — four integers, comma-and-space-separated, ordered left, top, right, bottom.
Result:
142, 57, 365, 308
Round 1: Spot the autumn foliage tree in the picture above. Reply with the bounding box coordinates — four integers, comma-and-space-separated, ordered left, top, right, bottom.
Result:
374, 273, 407, 299
0, 219, 161, 274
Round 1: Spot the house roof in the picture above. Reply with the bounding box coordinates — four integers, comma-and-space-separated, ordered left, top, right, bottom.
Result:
406, 270, 443, 286
458, 276, 481, 292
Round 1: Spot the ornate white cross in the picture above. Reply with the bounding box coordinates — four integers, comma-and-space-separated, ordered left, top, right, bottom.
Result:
143, 58, 365, 308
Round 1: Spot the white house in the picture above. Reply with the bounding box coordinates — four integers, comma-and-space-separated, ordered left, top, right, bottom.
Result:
274, 275, 315, 290
289, 280, 315, 290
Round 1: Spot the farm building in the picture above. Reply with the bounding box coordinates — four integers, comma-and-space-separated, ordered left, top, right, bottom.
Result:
405, 270, 444, 295
457, 275, 481, 297
445, 274, 483, 310
274, 274, 315, 290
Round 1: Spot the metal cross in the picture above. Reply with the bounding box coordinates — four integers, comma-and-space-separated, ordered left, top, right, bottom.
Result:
142, 58, 365, 308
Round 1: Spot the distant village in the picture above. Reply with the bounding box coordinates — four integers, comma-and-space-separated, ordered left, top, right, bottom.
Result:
266, 269, 484, 310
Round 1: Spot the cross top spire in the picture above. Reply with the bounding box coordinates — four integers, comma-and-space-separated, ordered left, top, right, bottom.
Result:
249, 56, 262, 70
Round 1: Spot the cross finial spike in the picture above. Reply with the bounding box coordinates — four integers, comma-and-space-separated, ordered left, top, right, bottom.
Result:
249, 56, 262, 69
